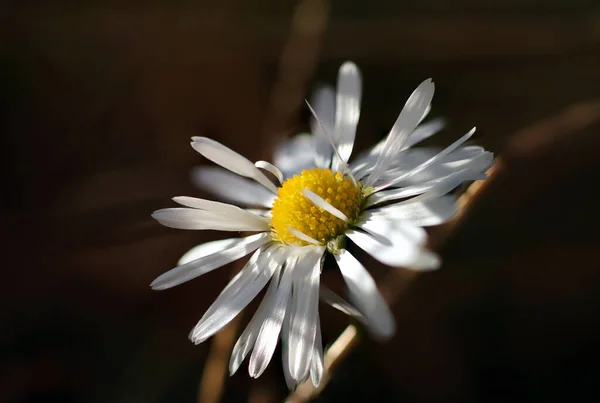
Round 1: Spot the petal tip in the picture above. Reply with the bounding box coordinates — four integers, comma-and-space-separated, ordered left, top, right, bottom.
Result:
373, 323, 397, 341
189, 332, 204, 345
340, 60, 358, 72
149, 278, 163, 290
416, 252, 441, 271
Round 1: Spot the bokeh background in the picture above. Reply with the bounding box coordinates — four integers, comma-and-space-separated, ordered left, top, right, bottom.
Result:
2, 1, 600, 402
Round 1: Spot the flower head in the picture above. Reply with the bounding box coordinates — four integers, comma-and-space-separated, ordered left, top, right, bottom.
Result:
151, 61, 493, 388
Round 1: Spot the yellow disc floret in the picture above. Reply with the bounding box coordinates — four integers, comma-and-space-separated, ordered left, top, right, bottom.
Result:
271, 168, 362, 245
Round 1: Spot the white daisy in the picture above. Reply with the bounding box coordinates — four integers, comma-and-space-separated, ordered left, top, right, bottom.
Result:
151, 61, 493, 388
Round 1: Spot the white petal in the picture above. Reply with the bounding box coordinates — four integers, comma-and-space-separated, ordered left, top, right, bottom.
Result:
365, 194, 459, 227
353, 148, 437, 181
366, 180, 438, 208
332, 61, 362, 171
365, 118, 445, 159
255, 160, 284, 185
365, 168, 485, 207
173, 196, 270, 227
273, 134, 316, 178
178, 238, 240, 266
248, 255, 297, 378
310, 314, 324, 387
190, 166, 276, 208
246, 208, 271, 218
288, 227, 321, 246
229, 264, 280, 375
365, 79, 435, 187
335, 250, 395, 339
310, 86, 336, 168
419, 103, 432, 124
320, 285, 366, 323
437, 149, 494, 172
191, 137, 278, 193
281, 299, 297, 390
377, 149, 492, 188
189, 246, 286, 344
150, 233, 270, 290
288, 248, 324, 382
373, 127, 476, 191
152, 207, 269, 232
346, 229, 440, 271
302, 189, 348, 222
386, 171, 484, 208
403, 118, 446, 149
356, 213, 427, 247
439, 144, 486, 161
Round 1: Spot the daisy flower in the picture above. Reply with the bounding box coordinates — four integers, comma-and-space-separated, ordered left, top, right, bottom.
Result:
151, 61, 493, 388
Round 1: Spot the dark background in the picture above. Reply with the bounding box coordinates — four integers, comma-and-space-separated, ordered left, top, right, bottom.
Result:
2, 1, 600, 402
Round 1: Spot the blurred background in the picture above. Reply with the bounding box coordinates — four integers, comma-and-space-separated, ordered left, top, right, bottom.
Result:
2, 1, 600, 402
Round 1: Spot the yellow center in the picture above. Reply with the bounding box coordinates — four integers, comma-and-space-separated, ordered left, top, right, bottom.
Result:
271, 168, 362, 246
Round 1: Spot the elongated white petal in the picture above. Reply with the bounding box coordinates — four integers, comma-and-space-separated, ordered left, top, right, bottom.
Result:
189, 248, 266, 342
365, 79, 435, 187
366, 168, 485, 207
373, 127, 476, 191
366, 194, 458, 227
248, 255, 297, 378
229, 263, 280, 375
255, 160, 284, 185
177, 238, 240, 266
190, 246, 286, 344
191, 137, 278, 193
438, 144, 486, 162
302, 189, 348, 222
432, 150, 493, 176
273, 134, 316, 178
320, 285, 366, 323
171, 196, 241, 214
376, 149, 492, 189
355, 214, 427, 247
288, 227, 321, 245
365, 182, 428, 208
376, 129, 478, 188
190, 166, 276, 207
281, 299, 296, 390
152, 207, 269, 232
306, 101, 349, 174
353, 148, 437, 181
151, 233, 270, 290
245, 208, 271, 218
387, 172, 484, 208
335, 250, 395, 338
365, 118, 445, 160
173, 196, 270, 226
288, 248, 324, 382
419, 103, 432, 124
310, 86, 336, 168
310, 314, 324, 387
347, 229, 440, 270
332, 62, 362, 171
437, 149, 494, 172
403, 118, 446, 149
